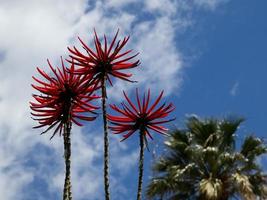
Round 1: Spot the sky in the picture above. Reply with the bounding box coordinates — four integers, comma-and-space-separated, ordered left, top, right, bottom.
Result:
0, 0, 266, 199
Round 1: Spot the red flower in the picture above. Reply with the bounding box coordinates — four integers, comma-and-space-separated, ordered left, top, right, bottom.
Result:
30, 58, 99, 138
107, 89, 175, 141
67, 30, 140, 88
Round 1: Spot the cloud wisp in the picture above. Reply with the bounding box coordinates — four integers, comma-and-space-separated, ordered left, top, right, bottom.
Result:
230, 81, 240, 96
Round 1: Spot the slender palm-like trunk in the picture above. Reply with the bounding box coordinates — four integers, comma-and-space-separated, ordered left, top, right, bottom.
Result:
137, 131, 145, 200
63, 116, 72, 200
101, 75, 110, 200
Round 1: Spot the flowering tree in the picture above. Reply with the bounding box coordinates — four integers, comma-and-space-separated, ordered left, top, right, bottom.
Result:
30, 58, 98, 200
67, 30, 140, 200
30, 30, 175, 200
108, 89, 175, 200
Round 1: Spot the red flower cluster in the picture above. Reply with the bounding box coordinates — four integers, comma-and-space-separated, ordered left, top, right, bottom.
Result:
30, 58, 99, 138
29, 30, 175, 200
68, 30, 140, 88
107, 89, 175, 141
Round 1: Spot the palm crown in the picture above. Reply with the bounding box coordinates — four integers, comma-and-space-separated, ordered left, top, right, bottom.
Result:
147, 116, 267, 200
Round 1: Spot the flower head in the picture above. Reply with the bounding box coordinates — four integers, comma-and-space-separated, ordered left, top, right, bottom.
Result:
67, 29, 140, 88
30, 58, 99, 139
107, 89, 175, 142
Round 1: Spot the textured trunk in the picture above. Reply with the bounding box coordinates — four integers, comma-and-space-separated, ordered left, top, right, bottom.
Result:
137, 131, 145, 200
63, 118, 72, 200
102, 75, 110, 200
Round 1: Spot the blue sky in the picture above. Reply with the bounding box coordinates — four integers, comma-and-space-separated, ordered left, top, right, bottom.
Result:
178, 0, 267, 135
0, 0, 266, 199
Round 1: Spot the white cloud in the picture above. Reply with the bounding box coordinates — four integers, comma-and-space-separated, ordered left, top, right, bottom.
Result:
0, 166, 33, 200
135, 17, 183, 95
107, 15, 183, 99
144, 0, 178, 16
194, 0, 230, 10
230, 81, 239, 96
0, 0, 231, 199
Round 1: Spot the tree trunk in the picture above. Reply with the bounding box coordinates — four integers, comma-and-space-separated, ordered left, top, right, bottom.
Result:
63, 119, 72, 200
101, 75, 110, 200
137, 131, 145, 200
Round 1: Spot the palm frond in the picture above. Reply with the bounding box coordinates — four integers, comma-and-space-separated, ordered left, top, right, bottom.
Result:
232, 173, 255, 200
219, 117, 244, 150
199, 178, 223, 200
241, 136, 267, 160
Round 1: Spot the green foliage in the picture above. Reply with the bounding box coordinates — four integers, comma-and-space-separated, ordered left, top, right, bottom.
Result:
146, 116, 267, 200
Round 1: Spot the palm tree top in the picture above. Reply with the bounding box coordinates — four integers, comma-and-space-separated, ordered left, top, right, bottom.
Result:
147, 116, 267, 200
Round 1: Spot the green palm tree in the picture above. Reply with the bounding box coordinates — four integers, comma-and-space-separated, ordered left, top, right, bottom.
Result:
147, 116, 267, 200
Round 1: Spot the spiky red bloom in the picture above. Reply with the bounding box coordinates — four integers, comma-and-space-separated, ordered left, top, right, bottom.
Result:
107, 89, 175, 141
67, 30, 140, 87
30, 58, 99, 138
